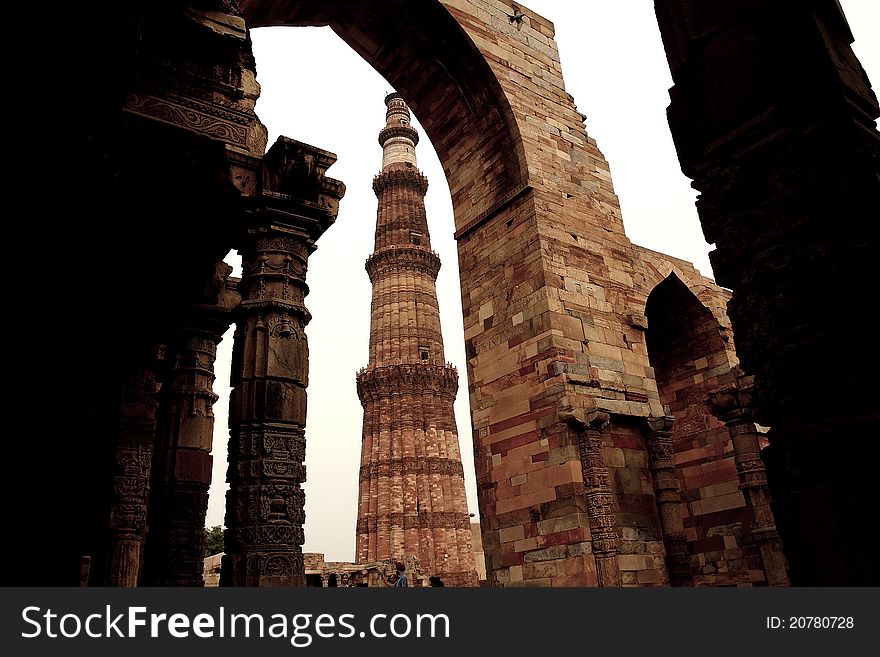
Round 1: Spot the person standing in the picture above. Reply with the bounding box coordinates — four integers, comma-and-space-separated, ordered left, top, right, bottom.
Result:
393, 561, 408, 587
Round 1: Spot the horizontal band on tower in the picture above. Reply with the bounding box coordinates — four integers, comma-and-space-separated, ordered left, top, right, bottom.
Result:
378, 124, 420, 148
365, 245, 441, 282
359, 457, 465, 480
373, 167, 429, 196
356, 362, 458, 401
370, 288, 441, 310
356, 511, 472, 533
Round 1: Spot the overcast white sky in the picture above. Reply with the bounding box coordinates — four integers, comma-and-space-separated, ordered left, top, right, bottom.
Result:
205, 1, 879, 562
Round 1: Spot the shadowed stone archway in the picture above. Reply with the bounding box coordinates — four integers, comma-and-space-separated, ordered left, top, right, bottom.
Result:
239, 0, 675, 586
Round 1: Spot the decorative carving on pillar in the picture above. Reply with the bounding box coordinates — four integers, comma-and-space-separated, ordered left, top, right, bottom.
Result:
106, 354, 162, 587
144, 265, 239, 586
560, 406, 621, 587
222, 137, 344, 587
709, 370, 790, 586
642, 414, 693, 587
122, 0, 267, 160
143, 262, 241, 586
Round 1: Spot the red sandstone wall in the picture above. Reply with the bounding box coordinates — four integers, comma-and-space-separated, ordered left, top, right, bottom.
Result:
638, 248, 765, 585
606, 423, 669, 586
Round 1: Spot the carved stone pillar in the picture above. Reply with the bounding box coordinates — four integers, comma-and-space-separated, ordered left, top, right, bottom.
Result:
144, 264, 239, 586
223, 232, 309, 587
105, 354, 161, 586
143, 339, 218, 585
709, 373, 790, 586
221, 137, 344, 587
152, 332, 217, 586
642, 415, 693, 586
560, 407, 621, 587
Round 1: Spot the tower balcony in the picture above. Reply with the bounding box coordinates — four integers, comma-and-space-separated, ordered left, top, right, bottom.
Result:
365, 244, 441, 282
356, 362, 459, 402
372, 167, 429, 196
378, 124, 420, 149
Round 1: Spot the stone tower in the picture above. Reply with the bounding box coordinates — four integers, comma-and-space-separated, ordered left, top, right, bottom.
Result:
355, 93, 478, 586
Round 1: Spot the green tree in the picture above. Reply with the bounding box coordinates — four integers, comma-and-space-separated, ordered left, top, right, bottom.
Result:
204, 525, 225, 557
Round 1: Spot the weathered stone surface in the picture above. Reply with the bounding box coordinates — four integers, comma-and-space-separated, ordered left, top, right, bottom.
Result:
143, 264, 240, 587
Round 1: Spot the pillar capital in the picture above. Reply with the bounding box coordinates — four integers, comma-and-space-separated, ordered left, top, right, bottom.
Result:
559, 401, 611, 432
642, 413, 675, 438
251, 136, 346, 246
707, 367, 756, 425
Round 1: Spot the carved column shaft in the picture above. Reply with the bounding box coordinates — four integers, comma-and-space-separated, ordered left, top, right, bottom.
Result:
709, 378, 789, 586
106, 357, 161, 587
730, 421, 789, 586
222, 231, 311, 587
562, 409, 621, 587
644, 416, 693, 587
145, 327, 225, 586
221, 137, 343, 587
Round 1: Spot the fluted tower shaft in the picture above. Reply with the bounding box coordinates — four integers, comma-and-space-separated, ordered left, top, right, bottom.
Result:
355, 93, 477, 586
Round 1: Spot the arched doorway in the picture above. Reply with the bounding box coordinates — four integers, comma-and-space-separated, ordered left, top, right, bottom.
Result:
233, 0, 651, 587
645, 274, 764, 585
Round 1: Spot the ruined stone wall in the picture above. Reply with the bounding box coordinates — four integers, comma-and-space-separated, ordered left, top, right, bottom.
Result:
637, 247, 763, 585
443, 1, 660, 588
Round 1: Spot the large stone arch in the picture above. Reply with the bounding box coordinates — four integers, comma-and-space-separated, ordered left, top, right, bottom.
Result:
19, 0, 654, 588
633, 246, 735, 347
240, 0, 530, 232
11, 0, 873, 588
653, 0, 879, 584
240, 0, 651, 587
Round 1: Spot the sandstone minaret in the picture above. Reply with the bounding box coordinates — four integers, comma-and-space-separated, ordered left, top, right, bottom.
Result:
355, 93, 478, 586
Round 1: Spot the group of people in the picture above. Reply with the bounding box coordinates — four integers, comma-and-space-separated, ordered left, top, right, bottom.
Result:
386, 562, 445, 587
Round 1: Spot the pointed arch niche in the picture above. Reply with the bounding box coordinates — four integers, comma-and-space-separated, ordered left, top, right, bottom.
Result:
644, 274, 766, 586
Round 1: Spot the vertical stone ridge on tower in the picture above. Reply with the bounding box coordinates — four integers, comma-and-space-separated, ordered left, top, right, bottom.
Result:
355, 93, 478, 586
